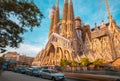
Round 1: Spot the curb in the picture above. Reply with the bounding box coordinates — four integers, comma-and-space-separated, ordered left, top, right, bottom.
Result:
65, 76, 91, 81
64, 72, 120, 81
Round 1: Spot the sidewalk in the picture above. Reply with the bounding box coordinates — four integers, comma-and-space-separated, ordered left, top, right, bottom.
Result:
64, 72, 120, 81
0, 70, 3, 76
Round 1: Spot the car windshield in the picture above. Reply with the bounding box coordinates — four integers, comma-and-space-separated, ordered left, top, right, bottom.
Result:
50, 70, 58, 73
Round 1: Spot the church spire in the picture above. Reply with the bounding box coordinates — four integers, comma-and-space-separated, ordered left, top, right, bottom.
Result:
67, 0, 74, 38
53, 0, 60, 33
61, 0, 68, 37
48, 6, 55, 38
67, 0, 79, 55
62, 0, 68, 20
68, 0, 74, 21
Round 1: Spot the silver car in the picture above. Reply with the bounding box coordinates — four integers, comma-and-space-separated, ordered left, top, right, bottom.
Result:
40, 69, 64, 81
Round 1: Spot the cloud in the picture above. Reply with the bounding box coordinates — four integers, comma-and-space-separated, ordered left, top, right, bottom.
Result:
5, 43, 43, 57
0, 37, 48, 57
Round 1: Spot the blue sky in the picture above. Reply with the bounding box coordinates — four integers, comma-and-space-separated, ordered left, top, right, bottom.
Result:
5, 0, 120, 57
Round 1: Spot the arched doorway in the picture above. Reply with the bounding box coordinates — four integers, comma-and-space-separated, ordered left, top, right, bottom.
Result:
56, 47, 63, 65
47, 44, 55, 65
64, 50, 70, 61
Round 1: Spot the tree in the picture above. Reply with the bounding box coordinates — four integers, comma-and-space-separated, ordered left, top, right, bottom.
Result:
80, 58, 90, 71
70, 60, 78, 72
70, 60, 78, 67
93, 59, 105, 68
80, 58, 90, 66
0, 0, 44, 53
60, 59, 70, 67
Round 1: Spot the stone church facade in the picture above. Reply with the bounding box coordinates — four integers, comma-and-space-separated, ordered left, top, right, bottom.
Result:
32, 0, 120, 66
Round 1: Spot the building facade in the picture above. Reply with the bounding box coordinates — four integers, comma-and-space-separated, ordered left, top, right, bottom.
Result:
32, 0, 120, 66
2, 52, 34, 65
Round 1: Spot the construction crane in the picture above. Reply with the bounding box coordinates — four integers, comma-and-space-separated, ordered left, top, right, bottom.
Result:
105, 0, 112, 22
56, 0, 59, 6
105, 0, 117, 60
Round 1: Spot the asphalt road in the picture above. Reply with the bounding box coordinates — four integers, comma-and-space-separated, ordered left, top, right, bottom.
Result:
0, 71, 88, 81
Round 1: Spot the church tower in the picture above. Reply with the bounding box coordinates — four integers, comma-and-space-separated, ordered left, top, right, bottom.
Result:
53, 0, 60, 34
75, 16, 83, 55
67, 0, 74, 39
48, 0, 60, 38
67, 0, 79, 57
48, 6, 55, 38
61, 0, 68, 37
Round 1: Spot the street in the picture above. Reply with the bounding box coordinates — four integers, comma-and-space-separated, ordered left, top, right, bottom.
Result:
0, 71, 88, 81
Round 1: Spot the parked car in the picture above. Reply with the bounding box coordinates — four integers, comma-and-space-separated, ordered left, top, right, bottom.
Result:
32, 68, 41, 77
25, 67, 42, 76
19, 66, 28, 74
38, 65, 62, 72
13, 66, 19, 72
40, 69, 64, 81
13, 66, 22, 73
25, 68, 33, 76
31, 66, 48, 70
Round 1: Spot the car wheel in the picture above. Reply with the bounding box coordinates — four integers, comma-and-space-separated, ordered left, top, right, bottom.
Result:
39, 75, 42, 78
30, 73, 33, 76
52, 77, 56, 81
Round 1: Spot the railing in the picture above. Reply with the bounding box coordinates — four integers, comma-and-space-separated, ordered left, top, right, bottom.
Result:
91, 27, 108, 38
62, 66, 120, 74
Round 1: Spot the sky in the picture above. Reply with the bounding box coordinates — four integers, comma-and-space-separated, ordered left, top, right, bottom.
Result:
4, 0, 120, 57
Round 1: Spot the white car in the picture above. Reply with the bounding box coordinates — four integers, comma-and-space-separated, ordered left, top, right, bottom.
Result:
40, 69, 64, 81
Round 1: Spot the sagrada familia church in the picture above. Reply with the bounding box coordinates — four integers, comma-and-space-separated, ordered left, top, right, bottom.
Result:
32, 0, 120, 66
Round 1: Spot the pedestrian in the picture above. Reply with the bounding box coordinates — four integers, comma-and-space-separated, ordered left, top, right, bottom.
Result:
0, 63, 2, 76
